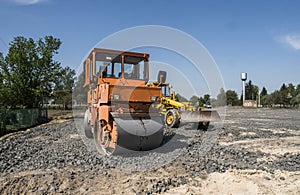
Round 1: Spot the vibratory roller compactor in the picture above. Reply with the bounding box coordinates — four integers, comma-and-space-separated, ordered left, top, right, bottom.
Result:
83, 48, 164, 155
83, 48, 220, 155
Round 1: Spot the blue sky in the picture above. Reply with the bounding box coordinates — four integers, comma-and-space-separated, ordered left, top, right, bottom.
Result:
1, 0, 300, 98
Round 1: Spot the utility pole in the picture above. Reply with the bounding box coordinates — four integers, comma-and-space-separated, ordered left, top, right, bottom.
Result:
258, 89, 261, 108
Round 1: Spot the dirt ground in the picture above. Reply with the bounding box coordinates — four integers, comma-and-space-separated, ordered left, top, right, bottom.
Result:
0, 108, 299, 194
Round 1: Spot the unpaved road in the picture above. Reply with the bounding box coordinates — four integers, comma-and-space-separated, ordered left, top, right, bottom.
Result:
0, 108, 299, 194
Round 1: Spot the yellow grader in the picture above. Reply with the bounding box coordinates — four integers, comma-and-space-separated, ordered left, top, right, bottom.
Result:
148, 79, 220, 130
83, 48, 220, 155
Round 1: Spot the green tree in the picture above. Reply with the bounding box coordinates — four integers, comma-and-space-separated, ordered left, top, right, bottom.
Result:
261, 94, 274, 107
279, 84, 289, 107
260, 87, 268, 106
261, 87, 267, 96
272, 90, 282, 106
2, 36, 61, 108
203, 94, 210, 104
198, 94, 210, 107
0, 52, 6, 107
287, 83, 295, 97
189, 95, 199, 106
198, 97, 205, 107
286, 83, 295, 106
295, 84, 300, 96
73, 71, 88, 105
245, 80, 259, 100
175, 93, 188, 102
53, 66, 76, 110
291, 94, 300, 107
226, 90, 239, 106
215, 88, 226, 107
210, 98, 217, 107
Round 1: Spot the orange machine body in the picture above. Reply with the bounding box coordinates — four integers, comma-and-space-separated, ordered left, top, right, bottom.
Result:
84, 48, 162, 150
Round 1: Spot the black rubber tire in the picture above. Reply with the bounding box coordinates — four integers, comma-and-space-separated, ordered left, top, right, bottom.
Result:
94, 119, 114, 155
84, 109, 93, 138
164, 109, 180, 128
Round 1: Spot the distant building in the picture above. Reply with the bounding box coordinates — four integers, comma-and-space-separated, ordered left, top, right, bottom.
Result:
243, 100, 257, 108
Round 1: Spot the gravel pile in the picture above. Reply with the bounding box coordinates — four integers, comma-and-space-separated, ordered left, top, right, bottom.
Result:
0, 118, 198, 174
184, 142, 300, 174
0, 121, 104, 174
0, 108, 299, 194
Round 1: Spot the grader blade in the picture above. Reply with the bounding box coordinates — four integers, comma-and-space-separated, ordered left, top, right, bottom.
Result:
113, 114, 164, 151
180, 110, 221, 123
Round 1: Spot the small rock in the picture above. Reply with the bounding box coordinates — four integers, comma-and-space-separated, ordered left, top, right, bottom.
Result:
279, 176, 285, 180
264, 176, 271, 180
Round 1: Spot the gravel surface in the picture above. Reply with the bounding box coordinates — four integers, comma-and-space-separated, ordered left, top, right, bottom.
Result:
0, 108, 299, 194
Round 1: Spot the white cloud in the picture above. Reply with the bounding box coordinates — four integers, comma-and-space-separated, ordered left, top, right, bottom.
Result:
11, 0, 47, 5
280, 34, 300, 50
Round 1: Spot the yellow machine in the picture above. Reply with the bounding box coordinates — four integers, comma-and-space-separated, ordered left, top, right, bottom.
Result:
148, 73, 221, 130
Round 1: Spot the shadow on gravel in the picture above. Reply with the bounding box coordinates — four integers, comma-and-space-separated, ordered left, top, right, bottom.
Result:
181, 124, 217, 131
162, 131, 175, 145
115, 133, 189, 158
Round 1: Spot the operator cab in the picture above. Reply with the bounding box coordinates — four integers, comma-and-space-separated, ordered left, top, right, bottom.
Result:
161, 84, 171, 97
84, 48, 150, 86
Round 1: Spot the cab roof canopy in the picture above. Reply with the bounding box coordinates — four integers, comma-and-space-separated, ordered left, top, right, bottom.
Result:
90, 48, 149, 64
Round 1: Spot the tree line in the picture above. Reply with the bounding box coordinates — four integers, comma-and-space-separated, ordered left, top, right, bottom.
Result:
0, 36, 76, 109
261, 83, 300, 107
239, 80, 300, 108
176, 80, 300, 108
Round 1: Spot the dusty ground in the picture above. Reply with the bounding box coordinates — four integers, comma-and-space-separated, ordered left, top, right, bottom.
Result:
0, 108, 299, 194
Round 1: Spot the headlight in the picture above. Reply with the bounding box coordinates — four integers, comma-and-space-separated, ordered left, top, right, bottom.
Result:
151, 96, 159, 101
113, 94, 120, 100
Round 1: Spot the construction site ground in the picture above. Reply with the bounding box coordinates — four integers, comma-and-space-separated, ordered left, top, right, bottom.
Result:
0, 108, 299, 194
